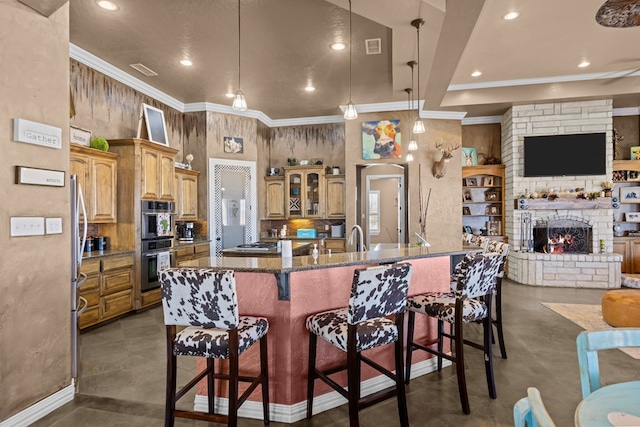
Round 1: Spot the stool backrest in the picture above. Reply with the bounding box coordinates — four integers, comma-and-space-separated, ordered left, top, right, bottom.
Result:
486, 240, 509, 278
160, 268, 238, 329
453, 253, 503, 300
576, 328, 640, 398
348, 263, 412, 324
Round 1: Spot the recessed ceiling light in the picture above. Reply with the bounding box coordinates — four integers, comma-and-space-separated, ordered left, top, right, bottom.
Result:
97, 1, 118, 11
503, 12, 519, 20
180, 59, 193, 67
330, 42, 346, 51
471, 71, 482, 77
225, 92, 235, 98
305, 85, 316, 92
578, 61, 590, 68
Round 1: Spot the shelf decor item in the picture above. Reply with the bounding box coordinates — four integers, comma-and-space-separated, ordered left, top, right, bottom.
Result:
461, 147, 478, 166
464, 177, 478, 186
621, 186, 640, 203
632, 146, 640, 160
137, 103, 169, 146
626, 212, 640, 222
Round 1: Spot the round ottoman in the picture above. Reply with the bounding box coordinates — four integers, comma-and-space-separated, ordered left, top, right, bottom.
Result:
602, 289, 640, 327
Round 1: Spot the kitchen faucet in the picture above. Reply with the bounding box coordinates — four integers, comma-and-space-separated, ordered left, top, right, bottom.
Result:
348, 224, 366, 253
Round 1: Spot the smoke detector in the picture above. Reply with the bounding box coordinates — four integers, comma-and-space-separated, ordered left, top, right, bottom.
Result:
129, 63, 158, 76
365, 38, 382, 55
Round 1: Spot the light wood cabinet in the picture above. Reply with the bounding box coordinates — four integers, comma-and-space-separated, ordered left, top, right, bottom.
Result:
175, 168, 199, 220
284, 166, 325, 219
141, 147, 175, 201
265, 176, 286, 219
325, 175, 346, 219
70, 145, 118, 223
176, 242, 211, 266
325, 239, 346, 253
462, 165, 505, 240
613, 237, 640, 274
78, 253, 134, 329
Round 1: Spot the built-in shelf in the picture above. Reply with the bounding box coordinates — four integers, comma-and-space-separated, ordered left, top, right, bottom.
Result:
516, 197, 611, 210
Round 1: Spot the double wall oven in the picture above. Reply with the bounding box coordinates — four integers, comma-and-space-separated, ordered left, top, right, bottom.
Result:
141, 200, 176, 292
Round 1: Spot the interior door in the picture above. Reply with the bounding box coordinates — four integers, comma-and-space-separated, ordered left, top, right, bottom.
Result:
209, 159, 257, 257
365, 174, 404, 249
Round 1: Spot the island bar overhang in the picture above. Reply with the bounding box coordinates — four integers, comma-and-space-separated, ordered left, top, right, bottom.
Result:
183, 243, 473, 423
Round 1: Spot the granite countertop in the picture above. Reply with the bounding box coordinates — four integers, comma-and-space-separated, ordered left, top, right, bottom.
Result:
194, 239, 477, 274
82, 247, 135, 259
222, 241, 310, 257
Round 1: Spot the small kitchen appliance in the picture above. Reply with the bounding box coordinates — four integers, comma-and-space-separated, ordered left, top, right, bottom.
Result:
177, 222, 195, 241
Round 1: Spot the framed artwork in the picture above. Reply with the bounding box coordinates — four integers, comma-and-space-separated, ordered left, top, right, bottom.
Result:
137, 103, 169, 146
463, 190, 472, 202
465, 177, 478, 186
621, 186, 640, 203
631, 146, 640, 160
223, 136, 244, 153
626, 212, 640, 222
487, 205, 500, 215
461, 147, 478, 166
483, 176, 494, 186
361, 119, 402, 159
462, 207, 471, 216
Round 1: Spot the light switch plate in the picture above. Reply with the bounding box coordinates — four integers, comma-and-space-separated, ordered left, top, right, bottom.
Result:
11, 217, 45, 237
46, 217, 63, 234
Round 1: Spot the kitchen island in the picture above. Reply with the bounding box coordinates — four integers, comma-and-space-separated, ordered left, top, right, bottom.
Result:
222, 241, 311, 257
184, 240, 477, 423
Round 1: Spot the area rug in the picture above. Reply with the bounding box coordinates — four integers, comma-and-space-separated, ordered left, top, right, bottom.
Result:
541, 303, 640, 359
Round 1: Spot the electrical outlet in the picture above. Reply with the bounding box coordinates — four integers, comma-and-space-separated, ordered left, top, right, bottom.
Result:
11, 217, 45, 237
46, 217, 63, 234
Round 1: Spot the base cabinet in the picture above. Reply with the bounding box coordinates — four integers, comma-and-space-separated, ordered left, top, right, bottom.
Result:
78, 253, 135, 329
613, 237, 640, 274
176, 242, 211, 266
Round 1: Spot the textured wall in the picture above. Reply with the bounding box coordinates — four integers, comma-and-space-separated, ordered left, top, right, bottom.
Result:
613, 115, 640, 159
0, 2, 71, 420
344, 110, 462, 246
461, 123, 502, 164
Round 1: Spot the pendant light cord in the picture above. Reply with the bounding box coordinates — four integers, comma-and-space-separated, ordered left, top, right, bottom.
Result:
348, 0, 352, 101
238, 0, 241, 89
416, 23, 420, 115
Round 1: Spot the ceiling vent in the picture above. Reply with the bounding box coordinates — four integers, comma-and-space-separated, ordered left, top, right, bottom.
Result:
365, 38, 382, 55
129, 63, 158, 77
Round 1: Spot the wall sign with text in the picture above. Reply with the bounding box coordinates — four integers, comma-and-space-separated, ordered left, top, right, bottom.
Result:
13, 118, 62, 149
16, 166, 65, 187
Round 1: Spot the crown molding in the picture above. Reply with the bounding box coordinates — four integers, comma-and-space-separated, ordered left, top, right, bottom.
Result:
461, 115, 502, 125
448, 69, 640, 92
613, 107, 640, 117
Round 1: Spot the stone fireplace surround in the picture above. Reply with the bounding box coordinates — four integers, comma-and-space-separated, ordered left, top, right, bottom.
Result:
501, 100, 621, 288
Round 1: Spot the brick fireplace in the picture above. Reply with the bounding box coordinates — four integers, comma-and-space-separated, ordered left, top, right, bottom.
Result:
501, 100, 621, 288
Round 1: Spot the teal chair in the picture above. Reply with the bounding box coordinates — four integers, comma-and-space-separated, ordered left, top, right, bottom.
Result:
513, 387, 556, 427
576, 328, 640, 398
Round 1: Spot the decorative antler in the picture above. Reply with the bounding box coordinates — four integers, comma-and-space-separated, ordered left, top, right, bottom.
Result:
432, 140, 461, 178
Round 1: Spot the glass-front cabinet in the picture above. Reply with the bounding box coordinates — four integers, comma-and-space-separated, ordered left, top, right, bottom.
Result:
284, 166, 325, 218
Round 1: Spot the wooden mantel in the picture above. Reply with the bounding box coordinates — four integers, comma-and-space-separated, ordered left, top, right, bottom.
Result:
516, 197, 611, 210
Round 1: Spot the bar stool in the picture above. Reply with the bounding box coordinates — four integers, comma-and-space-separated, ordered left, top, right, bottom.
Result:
306, 263, 413, 427
405, 253, 504, 414
160, 268, 270, 427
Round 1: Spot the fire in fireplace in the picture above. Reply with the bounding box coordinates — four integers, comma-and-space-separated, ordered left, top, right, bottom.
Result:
533, 215, 592, 254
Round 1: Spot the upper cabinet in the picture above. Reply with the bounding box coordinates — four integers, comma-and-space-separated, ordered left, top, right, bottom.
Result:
175, 168, 199, 220
141, 147, 175, 201
325, 174, 346, 219
462, 165, 505, 239
265, 176, 286, 219
70, 145, 118, 223
284, 166, 325, 219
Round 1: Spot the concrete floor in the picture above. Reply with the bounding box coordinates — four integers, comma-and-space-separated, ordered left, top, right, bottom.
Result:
32, 279, 638, 426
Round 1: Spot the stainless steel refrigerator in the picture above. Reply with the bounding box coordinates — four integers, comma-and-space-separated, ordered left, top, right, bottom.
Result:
70, 175, 88, 382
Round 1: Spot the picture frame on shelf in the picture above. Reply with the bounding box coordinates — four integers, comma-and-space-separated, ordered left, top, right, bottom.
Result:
631, 146, 640, 160
485, 189, 499, 201
70, 126, 91, 146
137, 103, 169, 146
464, 177, 478, 186
625, 212, 640, 222
463, 190, 472, 202
462, 207, 471, 216
461, 147, 478, 166
483, 176, 494, 186
620, 186, 640, 203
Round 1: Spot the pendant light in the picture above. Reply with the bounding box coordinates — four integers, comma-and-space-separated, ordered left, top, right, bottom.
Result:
343, 0, 358, 120
406, 61, 418, 151
404, 88, 415, 161
232, 0, 247, 111
411, 18, 425, 134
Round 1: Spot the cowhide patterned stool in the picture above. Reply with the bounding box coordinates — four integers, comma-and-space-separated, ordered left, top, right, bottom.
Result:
160, 268, 269, 427
405, 253, 504, 415
306, 263, 413, 427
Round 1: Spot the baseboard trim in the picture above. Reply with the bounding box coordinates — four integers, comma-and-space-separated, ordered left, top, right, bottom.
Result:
194, 357, 449, 424
0, 381, 75, 427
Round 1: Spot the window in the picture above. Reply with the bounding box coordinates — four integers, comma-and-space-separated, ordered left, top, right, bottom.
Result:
368, 190, 380, 235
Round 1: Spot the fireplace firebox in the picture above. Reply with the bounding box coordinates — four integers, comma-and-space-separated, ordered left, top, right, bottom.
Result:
533, 215, 592, 254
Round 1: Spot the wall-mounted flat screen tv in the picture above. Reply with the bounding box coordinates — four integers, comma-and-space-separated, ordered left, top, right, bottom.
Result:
523, 133, 606, 177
